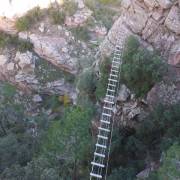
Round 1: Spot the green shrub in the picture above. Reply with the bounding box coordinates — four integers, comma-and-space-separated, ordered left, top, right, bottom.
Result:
0, 31, 14, 48
98, 0, 120, 4
0, 32, 33, 52
49, 8, 65, 24
70, 26, 90, 41
77, 68, 97, 95
1, 83, 16, 98
17, 40, 33, 52
15, 16, 30, 31
85, 0, 116, 29
42, 106, 94, 178
121, 36, 167, 97
93, 7, 116, 29
109, 103, 180, 179
108, 167, 136, 180
63, 0, 78, 16
95, 57, 111, 100
15, 7, 43, 31
35, 58, 64, 84
84, 0, 97, 10
157, 143, 180, 179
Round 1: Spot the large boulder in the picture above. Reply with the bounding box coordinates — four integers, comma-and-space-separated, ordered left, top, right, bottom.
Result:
19, 33, 78, 74
165, 6, 180, 35
117, 84, 130, 102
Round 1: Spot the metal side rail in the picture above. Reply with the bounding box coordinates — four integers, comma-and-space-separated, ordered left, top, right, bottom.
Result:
90, 40, 123, 180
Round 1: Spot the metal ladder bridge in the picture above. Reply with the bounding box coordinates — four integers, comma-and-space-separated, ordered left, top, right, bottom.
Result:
90, 38, 123, 180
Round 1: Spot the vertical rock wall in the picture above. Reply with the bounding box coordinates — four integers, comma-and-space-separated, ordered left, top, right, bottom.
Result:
101, 0, 180, 66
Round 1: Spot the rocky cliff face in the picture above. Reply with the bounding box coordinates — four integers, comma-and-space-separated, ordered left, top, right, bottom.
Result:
101, 0, 180, 66
101, 0, 180, 107
0, 0, 179, 107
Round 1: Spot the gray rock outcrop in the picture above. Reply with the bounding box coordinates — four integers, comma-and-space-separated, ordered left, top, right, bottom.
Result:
100, 0, 180, 66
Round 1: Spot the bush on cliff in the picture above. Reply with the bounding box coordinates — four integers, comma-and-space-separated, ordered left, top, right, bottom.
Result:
121, 36, 167, 97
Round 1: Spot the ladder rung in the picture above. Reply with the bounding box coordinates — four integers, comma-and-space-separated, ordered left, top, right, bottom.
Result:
112, 65, 119, 69
104, 99, 114, 104
112, 61, 120, 65
91, 162, 105, 168
101, 120, 110, 124
110, 74, 118, 78
104, 106, 113, 110
108, 78, 118, 82
94, 152, 105, 158
102, 113, 111, 117
98, 127, 110, 132
98, 135, 108, 140
96, 143, 107, 148
113, 56, 120, 59
111, 69, 118, 73
108, 83, 116, 87
90, 173, 102, 179
107, 88, 115, 92
105, 94, 114, 99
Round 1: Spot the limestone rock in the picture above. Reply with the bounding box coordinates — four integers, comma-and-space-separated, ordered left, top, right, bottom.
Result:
100, 19, 133, 56
117, 84, 130, 102
125, 2, 148, 33
43, 80, 77, 103
152, 8, 164, 21
157, 0, 173, 9
147, 25, 175, 56
0, 55, 8, 66
144, 0, 159, 9
136, 168, 151, 179
94, 26, 107, 37
75, 0, 85, 9
128, 107, 141, 119
39, 23, 45, 33
15, 51, 36, 72
168, 40, 180, 66
32, 94, 42, 103
165, 6, 180, 34
122, 101, 141, 120
121, 0, 131, 9
0, 18, 17, 35
142, 18, 159, 40
147, 79, 180, 107
15, 72, 38, 85
65, 8, 92, 27
6, 62, 15, 71
19, 33, 78, 74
